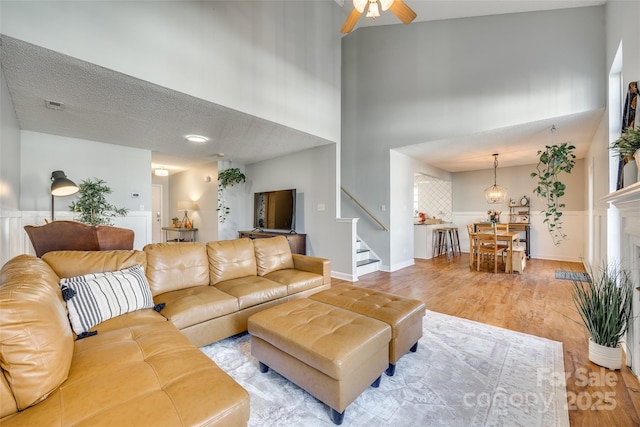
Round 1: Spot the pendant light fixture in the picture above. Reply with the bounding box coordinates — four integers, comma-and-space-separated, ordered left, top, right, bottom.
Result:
484, 153, 507, 204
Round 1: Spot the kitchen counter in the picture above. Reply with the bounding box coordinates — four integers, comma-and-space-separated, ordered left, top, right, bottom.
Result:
414, 222, 451, 259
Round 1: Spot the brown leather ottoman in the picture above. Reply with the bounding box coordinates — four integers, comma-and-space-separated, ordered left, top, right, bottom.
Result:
309, 284, 426, 376
247, 298, 391, 425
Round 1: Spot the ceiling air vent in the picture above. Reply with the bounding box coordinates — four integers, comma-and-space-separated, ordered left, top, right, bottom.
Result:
45, 99, 64, 111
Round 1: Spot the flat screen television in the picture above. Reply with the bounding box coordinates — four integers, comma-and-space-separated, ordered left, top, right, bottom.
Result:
253, 189, 296, 232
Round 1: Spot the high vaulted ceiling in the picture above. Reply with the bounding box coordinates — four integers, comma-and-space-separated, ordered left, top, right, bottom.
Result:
1, 0, 606, 174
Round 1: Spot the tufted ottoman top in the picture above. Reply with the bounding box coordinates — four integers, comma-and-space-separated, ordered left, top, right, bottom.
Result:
248, 298, 390, 380
309, 284, 425, 338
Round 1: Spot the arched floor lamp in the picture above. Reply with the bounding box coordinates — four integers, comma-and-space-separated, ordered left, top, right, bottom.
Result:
51, 170, 79, 221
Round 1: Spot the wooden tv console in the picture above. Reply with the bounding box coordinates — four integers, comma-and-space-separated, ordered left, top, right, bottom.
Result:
238, 230, 306, 255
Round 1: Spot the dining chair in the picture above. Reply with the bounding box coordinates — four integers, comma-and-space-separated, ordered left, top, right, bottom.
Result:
476, 224, 494, 232
494, 223, 510, 261
466, 224, 477, 268
475, 230, 506, 273
495, 223, 509, 232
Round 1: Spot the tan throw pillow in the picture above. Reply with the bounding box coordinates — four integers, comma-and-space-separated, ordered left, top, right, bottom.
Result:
0, 255, 74, 410
253, 236, 294, 276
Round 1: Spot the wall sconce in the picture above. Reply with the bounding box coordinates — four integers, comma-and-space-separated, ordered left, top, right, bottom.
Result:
50, 170, 79, 221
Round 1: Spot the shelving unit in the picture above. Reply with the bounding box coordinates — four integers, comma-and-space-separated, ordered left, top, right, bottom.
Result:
508, 197, 531, 259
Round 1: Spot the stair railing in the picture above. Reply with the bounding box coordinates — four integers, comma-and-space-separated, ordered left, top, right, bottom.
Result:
341, 186, 389, 232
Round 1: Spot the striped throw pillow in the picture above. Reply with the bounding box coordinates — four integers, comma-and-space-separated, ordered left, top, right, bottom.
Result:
60, 265, 154, 336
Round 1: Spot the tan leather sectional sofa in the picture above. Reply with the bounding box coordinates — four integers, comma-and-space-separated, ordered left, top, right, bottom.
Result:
0, 236, 331, 426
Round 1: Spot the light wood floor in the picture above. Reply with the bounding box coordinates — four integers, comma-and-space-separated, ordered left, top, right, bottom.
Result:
332, 255, 640, 426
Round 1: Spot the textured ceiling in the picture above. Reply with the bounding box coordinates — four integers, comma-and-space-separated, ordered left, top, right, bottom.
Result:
1, 0, 607, 174
0, 35, 333, 175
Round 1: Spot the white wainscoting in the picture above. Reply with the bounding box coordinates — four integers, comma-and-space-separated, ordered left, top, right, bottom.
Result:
452, 210, 586, 262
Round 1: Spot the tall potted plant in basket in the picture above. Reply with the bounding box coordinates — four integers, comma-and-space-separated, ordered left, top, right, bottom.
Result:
571, 263, 634, 370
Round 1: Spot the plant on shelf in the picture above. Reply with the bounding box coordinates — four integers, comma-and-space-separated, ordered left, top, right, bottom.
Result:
217, 167, 246, 223
530, 142, 576, 246
69, 178, 129, 226
610, 127, 640, 160
171, 217, 180, 227
571, 263, 634, 370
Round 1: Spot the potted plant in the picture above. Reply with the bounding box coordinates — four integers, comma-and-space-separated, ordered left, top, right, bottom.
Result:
69, 178, 129, 226
530, 142, 576, 246
611, 127, 640, 185
611, 127, 640, 160
217, 167, 246, 223
171, 217, 181, 227
571, 263, 634, 370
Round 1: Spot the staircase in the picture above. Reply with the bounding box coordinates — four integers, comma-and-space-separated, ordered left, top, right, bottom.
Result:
356, 239, 380, 277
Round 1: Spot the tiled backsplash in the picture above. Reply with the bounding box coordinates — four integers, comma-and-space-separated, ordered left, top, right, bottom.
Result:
414, 174, 452, 222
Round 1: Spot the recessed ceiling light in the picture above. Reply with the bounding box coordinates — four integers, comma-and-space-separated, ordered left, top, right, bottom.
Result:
154, 167, 169, 176
185, 135, 209, 144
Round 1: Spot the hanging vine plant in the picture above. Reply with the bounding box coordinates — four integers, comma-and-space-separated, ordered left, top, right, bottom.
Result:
217, 167, 246, 223
530, 142, 576, 246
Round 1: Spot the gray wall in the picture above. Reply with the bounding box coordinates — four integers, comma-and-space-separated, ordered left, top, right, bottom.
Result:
452, 160, 586, 213
20, 131, 151, 213
246, 144, 337, 259
342, 6, 605, 267
0, 68, 21, 265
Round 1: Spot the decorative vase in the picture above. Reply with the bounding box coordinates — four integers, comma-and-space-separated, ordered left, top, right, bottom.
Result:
623, 156, 638, 187
588, 338, 622, 370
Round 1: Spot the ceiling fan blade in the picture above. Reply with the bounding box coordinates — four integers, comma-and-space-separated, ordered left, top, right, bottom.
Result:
341, 8, 362, 34
389, 0, 417, 24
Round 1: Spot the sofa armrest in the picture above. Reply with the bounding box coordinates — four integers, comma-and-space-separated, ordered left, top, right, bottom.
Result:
292, 254, 331, 285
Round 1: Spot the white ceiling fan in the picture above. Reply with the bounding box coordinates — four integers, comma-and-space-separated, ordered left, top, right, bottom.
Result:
341, 0, 417, 33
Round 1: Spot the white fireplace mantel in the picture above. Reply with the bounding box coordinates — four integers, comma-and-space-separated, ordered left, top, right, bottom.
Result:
602, 182, 640, 209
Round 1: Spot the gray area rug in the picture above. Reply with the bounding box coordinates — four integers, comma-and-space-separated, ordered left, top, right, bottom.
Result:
201, 310, 569, 427
555, 270, 591, 282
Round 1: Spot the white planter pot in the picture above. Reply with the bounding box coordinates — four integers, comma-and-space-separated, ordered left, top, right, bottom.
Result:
588, 338, 622, 370
624, 158, 638, 187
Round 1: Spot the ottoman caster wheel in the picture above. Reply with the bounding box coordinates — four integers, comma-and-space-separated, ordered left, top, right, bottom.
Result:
410, 342, 418, 352
329, 407, 344, 425
371, 375, 382, 388
258, 361, 269, 373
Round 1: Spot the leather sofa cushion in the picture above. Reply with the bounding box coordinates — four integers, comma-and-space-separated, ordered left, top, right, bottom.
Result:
207, 238, 257, 285
213, 276, 287, 310
155, 286, 239, 329
90, 309, 167, 334
264, 269, 324, 295
144, 243, 209, 295
42, 250, 146, 279
253, 236, 294, 276
0, 255, 74, 412
0, 322, 250, 426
